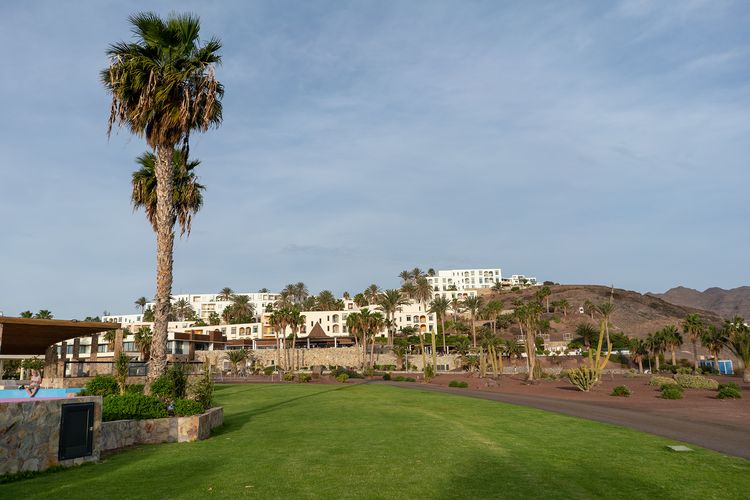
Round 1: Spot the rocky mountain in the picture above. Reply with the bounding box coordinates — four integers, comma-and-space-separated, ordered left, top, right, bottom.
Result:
649, 286, 750, 320
480, 284, 724, 339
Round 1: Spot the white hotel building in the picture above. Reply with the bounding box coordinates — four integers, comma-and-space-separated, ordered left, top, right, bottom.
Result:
427, 268, 501, 296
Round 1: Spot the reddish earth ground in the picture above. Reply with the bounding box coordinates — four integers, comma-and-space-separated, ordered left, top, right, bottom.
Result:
382, 373, 750, 459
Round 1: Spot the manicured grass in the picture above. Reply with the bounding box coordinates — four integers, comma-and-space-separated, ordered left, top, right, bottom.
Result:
2, 383, 749, 499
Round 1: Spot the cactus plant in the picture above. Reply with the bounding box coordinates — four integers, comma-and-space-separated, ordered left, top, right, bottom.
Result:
567, 366, 598, 392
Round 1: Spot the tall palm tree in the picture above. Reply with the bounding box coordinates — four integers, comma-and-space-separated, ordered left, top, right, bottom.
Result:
535, 285, 552, 313
227, 349, 248, 376
352, 293, 368, 308
134, 297, 148, 313
400, 281, 416, 301
681, 313, 705, 371
429, 296, 451, 354
131, 150, 205, 236
462, 296, 482, 348
287, 307, 304, 370
398, 270, 412, 283
483, 299, 505, 336
217, 287, 234, 302
293, 282, 309, 303
701, 325, 727, 373
645, 331, 666, 372
628, 338, 648, 374
104, 12, 223, 383
661, 325, 683, 366
173, 298, 192, 321
378, 289, 408, 347
229, 294, 255, 322
724, 316, 750, 382
575, 323, 597, 349
316, 290, 338, 311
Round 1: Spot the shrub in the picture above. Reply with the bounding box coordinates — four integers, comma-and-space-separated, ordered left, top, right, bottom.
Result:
173, 398, 205, 416
167, 364, 189, 399
611, 385, 631, 397
84, 375, 119, 397
297, 373, 311, 383
382, 372, 391, 381
190, 361, 214, 410
717, 385, 742, 399
283, 372, 295, 382
393, 376, 406, 382
103, 394, 167, 421
424, 364, 435, 381
674, 373, 719, 390
150, 375, 175, 400
649, 376, 677, 388
660, 384, 684, 400
448, 380, 468, 388
114, 353, 130, 395
675, 367, 693, 375
125, 384, 145, 395
263, 366, 276, 376
331, 367, 363, 379
336, 373, 349, 383
404, 377, 416, 382
567, 367, 598, 392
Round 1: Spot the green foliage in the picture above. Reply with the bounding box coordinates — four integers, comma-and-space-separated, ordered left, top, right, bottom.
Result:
660, 384, 684, 400
394, 376, 416, 382
263, 366, 277, 376
330, 367, 363, 379
649, 376, 677, 388
674, 373, 719, 390
611, 385, 632, 397
190, 361, 214, 410
717, 383, 742, 399
283, 372, 295, 382
567, 367, 598, 392
297, 373, 312, 383
168, 364, 189, 399
448, 380, 469, 388
114, 353, 130, 395
382, 372, 391, 381
336, 373, 349, 383
423, 364, 435, 381
102, 394, 167, 421
21, 357, 45, 371
173, 398, 205, 416
84, 375, 119, 397
151, 375, 175, 400
125, 384, 145, 395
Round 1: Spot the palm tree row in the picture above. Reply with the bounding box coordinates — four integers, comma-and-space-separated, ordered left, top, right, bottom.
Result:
346, 308, 385, 369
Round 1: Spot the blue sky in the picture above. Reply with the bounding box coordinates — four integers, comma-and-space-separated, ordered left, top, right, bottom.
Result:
1, 0, 749, 319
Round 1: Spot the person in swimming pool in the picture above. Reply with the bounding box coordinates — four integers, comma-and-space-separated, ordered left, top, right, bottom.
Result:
25, 369, 42, 397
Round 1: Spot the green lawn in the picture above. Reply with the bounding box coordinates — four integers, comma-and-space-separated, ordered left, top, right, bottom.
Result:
3, 383, 749, 499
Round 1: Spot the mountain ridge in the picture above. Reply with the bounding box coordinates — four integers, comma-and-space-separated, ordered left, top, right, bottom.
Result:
648, 286, 750, 320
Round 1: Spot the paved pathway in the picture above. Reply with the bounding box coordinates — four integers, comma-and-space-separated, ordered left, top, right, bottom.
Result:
382, 382, 750, 460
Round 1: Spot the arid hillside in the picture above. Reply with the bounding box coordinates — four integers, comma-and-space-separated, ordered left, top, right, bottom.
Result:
479, 284, 724, 339
648, 286, 750, 320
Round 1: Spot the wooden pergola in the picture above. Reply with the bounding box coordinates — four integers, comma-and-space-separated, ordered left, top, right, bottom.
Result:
0, 317, 120, 356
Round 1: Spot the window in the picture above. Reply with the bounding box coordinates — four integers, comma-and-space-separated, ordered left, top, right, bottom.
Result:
79, 345, 90, 354
123, 342, 136, 352
252, 326, 258, 333
231, 327, 237, 335
66, 345, 73, 354
195, 342, 209, 351
97, 344, 108, 353
406, 316, 412, 322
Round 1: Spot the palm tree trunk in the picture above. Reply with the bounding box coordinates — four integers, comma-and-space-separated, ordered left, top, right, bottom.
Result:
369, 336, 375, 368
655, 353, 660, 372
148, 145, 175, 385
671, 347, 676, 366
441, 316, 447, 354
431, 329, 437, 370
693, 339, 698, 373
638, 358, 643, 374
419, 332, 426, 373
471, 314, 477, 348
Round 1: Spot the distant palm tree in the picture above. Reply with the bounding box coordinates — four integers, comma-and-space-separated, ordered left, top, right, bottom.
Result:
34, 310, 54, 320
172, 298, 192, 321
258, 287, 270, 293
724, 316, 750, 382
342, 291, 351, 300
400, 281, 416, 301
229, 295, 255, 322
661, 325, 683, 366
316, 290, 338, 311
450, 297, 462, 322
645, 331, 666, 372
575, 323, 597, 348
353, 293, 368, 308
429, 296, 451, 354
700, 325, 727, 373
364, 284, 381, 305
19, 310, 33, 318
535, 285, 552, 313
104, 12, 223, 384
293, 282, 309, 303
134, 326, 153, 361
217, 288, 234, 302
398, 270, 412, 283
287, 307, 304, 370
227, 349, 248, 376
462, 296, 482, 348
483, 299, 505, 336
556, 298, 570, 317
682, 313, 704, 371
628, 338, 648, 373
134, 297, 148, 313
378, 289, 408, 346
491, 281, 503, 293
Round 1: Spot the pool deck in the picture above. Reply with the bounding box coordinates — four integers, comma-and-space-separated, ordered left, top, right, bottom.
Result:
0, 396, 78, 403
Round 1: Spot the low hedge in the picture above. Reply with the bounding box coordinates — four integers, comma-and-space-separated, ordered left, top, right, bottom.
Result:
393, 376, 416, 382
173, 398, 205, 416
674, 374, 719, 390
448, 380, 468, 388
649, 376, 677, 388
103, 394, 168, 422
84, 375, 119, 397
336, 373, 349, 383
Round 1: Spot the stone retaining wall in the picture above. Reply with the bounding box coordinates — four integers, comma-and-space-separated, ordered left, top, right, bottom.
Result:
0, 396, 102, 475
100, 407, 223, 451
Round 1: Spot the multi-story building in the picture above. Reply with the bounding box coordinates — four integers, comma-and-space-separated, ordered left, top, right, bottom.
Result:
427, 268, 502, 295
501, 274, 538, 287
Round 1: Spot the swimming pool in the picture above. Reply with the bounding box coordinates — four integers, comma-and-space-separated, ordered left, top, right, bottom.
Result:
0, 388, 82, 400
